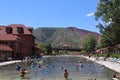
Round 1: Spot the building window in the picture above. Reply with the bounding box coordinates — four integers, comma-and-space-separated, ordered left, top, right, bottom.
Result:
28, 28, 33, 33
0, 41, 8, 45
0, 41, 1, 44
6, 27, 12, 34
10, 41, 14, 45
17, 27, 24, 34
10, 45, 14, 49
4, 42, 8, 44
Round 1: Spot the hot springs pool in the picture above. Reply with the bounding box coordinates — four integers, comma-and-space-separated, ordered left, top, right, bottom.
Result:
0, 56, 117, 80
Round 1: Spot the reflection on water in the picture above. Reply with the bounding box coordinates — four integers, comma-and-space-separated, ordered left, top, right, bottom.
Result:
0, 56, 117, 80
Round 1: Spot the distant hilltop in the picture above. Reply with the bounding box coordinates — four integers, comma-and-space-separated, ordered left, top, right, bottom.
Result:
33, 27, 101, 48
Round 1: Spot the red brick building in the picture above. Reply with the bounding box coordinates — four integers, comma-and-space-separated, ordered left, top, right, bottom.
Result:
0, 24, 40, 60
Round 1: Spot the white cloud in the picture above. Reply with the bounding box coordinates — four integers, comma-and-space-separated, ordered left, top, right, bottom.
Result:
86, 12, 94, 17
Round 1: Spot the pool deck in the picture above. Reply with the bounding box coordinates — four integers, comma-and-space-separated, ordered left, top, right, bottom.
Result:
0, 60, 21, 66
80, 55, 120, 74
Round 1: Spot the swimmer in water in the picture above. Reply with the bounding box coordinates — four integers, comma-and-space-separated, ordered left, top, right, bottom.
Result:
19, 68, 26, 78
31, 63, 35, 69
61, 66, 64, 69
79, 61, 83, 68
16, 64, 20, 71
112, 74, 119, 80
37, 60, 41, 68
64, 69, 69, 79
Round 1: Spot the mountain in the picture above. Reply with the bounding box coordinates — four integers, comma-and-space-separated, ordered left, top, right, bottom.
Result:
33, 27, 101, 48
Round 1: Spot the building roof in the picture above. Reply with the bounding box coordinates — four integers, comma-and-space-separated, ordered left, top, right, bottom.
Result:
0, 26, 6, 35
0, 24, 33, 35
8, 24, 32, 35
0, 34, 18, 41
0, 24, 34, 41
0, 45, 13, 51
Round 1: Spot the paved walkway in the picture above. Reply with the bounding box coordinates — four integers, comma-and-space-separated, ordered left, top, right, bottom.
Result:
81, 55, 120, 74
0, 60, 21, 66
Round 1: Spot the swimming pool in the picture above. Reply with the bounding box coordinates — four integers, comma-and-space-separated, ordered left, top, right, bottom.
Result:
0, 56, 117, 80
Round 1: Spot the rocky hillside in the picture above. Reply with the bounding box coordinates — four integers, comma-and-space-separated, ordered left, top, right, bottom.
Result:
33, 27, 101, 48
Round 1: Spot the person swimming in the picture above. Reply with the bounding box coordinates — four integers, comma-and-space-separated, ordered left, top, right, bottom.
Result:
60, 66, 64, 69
64, 69, 69, 79
79, 61, 83, 68
19, 68, 26, 78
31, 63, 35, 69
112, 74, 119, 80
16, 64, 20, 71
37, 60, 41, 68
52, 65, 55, 68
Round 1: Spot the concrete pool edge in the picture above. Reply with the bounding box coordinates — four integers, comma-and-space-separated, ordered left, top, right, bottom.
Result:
0, 60, 21, 66
80, 55, 120, 74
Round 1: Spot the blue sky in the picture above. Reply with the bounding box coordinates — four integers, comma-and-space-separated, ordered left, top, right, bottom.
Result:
0, 0, 100, 33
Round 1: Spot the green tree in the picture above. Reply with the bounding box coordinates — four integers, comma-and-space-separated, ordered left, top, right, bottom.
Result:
95, 0, 120, 25
38, 43, 47, 54
46, 43, 52, 55
100, 25, 120, 47
95, 0, 120, 47
82, 35, 97, 53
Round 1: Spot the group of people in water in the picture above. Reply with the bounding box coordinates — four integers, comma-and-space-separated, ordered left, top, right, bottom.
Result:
15, 59, 42, 78
15, 58, 120, 80
15, 63, 26, 78
31, 60, 42, 69
15, 59, 70, 79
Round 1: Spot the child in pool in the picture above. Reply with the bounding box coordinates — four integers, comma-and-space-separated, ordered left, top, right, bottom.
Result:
64, 69, 69, 79
19, 68, 26, 78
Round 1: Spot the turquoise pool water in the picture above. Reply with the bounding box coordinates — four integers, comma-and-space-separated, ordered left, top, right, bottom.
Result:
0, 56, 117, 80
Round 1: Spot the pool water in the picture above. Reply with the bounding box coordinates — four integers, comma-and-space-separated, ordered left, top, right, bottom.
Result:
0, 56, 117, 80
